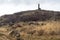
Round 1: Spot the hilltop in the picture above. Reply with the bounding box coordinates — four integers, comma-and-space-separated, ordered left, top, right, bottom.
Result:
0, 9, 60, 26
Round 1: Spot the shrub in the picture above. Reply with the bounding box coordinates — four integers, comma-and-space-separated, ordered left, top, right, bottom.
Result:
27, 30, 36, 35
40, 23, 46, 26
28, 22, 39, 25
49, 31, 55, 35
38, 30, 44, 36
8, 22, 14, 26
13, 24, 22, 28
9, 30, 20, 38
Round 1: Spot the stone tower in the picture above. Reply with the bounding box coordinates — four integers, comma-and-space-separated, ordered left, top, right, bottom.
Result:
38, 4, 41, 10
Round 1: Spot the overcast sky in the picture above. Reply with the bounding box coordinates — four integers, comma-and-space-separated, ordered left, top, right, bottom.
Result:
0, 0, 60, 16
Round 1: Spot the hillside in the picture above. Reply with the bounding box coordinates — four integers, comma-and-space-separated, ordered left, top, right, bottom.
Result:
0, 9, 60, 40
0, 9, 60, 26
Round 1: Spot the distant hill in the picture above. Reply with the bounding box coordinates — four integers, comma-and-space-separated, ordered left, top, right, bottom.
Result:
0, 9, 60, 26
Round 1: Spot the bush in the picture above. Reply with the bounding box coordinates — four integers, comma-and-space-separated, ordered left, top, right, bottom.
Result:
9, 30, 20, 38
8, 22, 14, 26
28, 22, 39, 25
38, 30, 44, 36
13, 24, 22, 28
49, 31, 55, 35
27, 30, 36, 35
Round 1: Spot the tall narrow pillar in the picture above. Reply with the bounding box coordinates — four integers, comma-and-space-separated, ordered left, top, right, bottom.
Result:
38, 4, 41, 10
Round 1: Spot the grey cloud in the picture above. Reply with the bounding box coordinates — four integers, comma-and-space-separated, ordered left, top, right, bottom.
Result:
0, 0, 4, 4
0, 0, 46, 5
0, 0, 60, 5
11, 0, 21, 4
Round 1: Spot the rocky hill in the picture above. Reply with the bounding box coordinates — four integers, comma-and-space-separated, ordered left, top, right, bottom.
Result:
0, 9, 60, 40
0, 9, 60, 26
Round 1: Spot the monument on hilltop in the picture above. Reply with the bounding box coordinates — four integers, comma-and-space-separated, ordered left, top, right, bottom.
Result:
38, 4, 41, 10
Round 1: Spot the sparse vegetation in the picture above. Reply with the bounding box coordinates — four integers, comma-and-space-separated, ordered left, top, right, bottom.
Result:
0, 21, 60, 40
0, 10, 60, 40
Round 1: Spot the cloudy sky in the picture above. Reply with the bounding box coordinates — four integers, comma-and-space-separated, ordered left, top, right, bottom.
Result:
0, 0, 60, 16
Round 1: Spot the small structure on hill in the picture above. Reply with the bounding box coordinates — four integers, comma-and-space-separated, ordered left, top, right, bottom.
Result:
38, 4, 41, 10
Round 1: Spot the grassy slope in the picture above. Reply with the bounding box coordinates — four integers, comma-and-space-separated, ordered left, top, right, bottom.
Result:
0, 21, 60, 40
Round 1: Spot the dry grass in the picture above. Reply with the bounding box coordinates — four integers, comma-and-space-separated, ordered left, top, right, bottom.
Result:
0, 21, 60, 40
